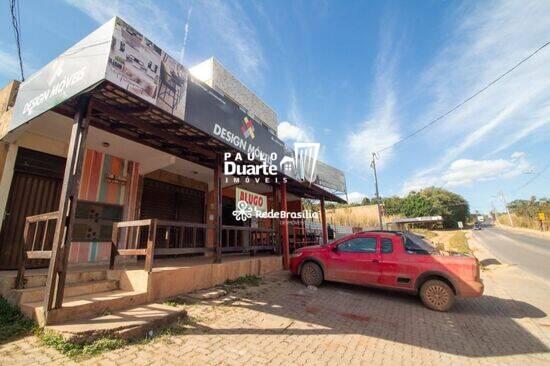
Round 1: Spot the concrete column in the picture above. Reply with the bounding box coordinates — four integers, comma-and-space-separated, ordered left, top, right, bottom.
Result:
0, 143, 18, 229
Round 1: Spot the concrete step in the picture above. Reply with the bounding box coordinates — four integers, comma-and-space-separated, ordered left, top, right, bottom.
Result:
22, 289, 149, 326
10, 280, 119, 304
46, 303, 187, 344
23, 269, 107, 288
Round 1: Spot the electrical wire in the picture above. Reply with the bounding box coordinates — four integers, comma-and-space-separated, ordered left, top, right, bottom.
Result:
376, 41, 550, 154
512, 162, 550, 194
10, 0, 25, 81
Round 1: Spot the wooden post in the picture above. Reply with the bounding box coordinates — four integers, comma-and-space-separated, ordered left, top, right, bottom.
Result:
320, 197, 328, 245
109, 223, 119, 270
15, 219, 31, 289
272, 185, 280, 253
213, 154, 222, 263
43, 96, 91, 322
145, 219, 157, 272
280, 181, 290, 270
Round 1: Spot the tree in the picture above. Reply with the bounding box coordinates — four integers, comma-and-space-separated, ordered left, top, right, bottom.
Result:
382, 196, 404, 215
382, 187, 469, 228
361, 197, 371, 205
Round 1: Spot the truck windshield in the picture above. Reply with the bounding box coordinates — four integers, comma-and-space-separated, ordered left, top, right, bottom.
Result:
403, 232, 436, 254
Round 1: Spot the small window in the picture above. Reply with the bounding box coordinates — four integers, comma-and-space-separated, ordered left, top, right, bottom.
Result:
338, 237, 377, 253
381, 238, 393, 253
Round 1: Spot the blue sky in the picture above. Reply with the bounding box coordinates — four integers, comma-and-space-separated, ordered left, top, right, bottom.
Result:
1, 0, 549, 213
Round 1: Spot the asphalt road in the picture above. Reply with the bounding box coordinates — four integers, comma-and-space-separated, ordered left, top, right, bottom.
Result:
471, 226, 550, 281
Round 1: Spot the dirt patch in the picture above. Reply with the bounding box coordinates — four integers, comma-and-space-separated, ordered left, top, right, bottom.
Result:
338, 312, 369, 322
305, 306, 321, 314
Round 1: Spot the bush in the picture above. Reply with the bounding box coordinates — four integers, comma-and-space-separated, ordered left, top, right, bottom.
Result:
0, 297, 36, 343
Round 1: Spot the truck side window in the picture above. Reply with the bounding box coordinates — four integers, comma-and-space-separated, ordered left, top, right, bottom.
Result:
381, 238, 393, 254
338, 237, 377, 253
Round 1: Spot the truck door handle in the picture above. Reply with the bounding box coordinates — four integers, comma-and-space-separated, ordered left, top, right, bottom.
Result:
372, 259, 379, 263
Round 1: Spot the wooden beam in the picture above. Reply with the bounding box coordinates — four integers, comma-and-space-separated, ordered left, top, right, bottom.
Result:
214, 154, 222, 263
43, 96, 91, 323
320, 197, 328, 245
280, 181, 290, 270
26, 251, 52, 259
272, 184, 281, 253
91, 99, 216, 160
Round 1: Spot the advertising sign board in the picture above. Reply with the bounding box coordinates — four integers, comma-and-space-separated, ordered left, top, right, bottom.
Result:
236, 187, 267, 213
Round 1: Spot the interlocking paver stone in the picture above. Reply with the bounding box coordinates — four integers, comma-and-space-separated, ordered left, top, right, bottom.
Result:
1, 270, 549, 365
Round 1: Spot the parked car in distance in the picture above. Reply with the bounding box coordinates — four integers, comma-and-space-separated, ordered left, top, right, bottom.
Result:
473, 222, 482, 230
290, 230, 483, 311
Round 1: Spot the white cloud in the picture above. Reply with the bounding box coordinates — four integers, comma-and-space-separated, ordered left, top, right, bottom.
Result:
278, 86, 315, 143
403, 152, 532, 192
0, 49, 20, 79
345, 192, 369, 204
277, 121, 312, 142
0, 44, 36, 81
345, 23, 401, 170
194, 0, 265, 87
63, 0, 266, 87
411, 0, 550, 179
63, 0, 175, 53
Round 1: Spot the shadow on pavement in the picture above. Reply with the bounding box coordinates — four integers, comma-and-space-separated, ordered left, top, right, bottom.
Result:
187, 273, 549, 358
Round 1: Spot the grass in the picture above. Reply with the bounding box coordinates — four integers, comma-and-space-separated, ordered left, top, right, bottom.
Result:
37, 318, 198, 359
325, 205, 385, 228
410, 228, 437, 239
37, 330, 126, 359
163, 296, 195, 307
447, 231, 470, 254
0, 297, 36, 343
224, 275, 261, 289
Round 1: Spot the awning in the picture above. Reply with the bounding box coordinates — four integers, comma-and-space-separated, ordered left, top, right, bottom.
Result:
5, 16, 347, 204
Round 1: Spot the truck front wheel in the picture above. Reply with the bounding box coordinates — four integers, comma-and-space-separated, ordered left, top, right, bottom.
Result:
300, 262, 323, 287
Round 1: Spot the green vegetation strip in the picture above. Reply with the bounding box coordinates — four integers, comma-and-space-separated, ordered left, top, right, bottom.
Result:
37, 330, 126, 359
224, 275, 262, 288
447, 231, 470, 254
0, 297, 36, 343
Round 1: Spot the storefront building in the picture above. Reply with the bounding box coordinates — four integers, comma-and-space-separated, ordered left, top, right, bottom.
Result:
0, 17, 347, 324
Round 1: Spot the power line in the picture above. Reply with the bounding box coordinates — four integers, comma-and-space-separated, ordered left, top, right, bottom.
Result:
512, 161, 550, 194
376, 40, 550, 154
10, 0, 24, 81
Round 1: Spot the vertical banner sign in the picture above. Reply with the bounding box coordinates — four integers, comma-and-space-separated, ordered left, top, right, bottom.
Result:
236, 187, 267, 213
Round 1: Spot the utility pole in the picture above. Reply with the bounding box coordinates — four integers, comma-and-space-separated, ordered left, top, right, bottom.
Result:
499, 191, 514, 227
371, 153, 383, 230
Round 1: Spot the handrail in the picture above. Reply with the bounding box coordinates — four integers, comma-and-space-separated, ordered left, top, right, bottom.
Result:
16, 211, 59, 289
110, 219, 213, 272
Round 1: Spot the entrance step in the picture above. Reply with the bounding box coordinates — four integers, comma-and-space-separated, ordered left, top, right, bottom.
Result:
22, 289, 149, 326
22, 269, 107, 288
9, 280, 119, 304
46, 303, 187, 344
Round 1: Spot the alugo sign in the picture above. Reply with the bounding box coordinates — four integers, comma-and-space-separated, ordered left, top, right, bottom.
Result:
236, 187, 267, 213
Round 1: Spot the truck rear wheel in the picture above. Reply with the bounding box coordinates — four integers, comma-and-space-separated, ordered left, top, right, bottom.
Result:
300, 262, 323, 287
420, 279, 455, 311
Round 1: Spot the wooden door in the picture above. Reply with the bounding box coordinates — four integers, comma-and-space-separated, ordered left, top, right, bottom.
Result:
0, 148, 65, 269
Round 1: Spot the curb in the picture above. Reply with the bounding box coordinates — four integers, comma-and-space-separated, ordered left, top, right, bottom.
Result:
495, 223, 550, 240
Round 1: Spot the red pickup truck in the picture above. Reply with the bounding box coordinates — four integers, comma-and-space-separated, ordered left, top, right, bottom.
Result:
290, 230, 483, 311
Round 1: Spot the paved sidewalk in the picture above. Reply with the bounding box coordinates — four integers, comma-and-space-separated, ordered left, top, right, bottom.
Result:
469, 233, 550, 345
2, 260, 550, 365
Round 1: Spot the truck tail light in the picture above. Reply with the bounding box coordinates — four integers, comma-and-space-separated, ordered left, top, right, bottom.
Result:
473, 260, 480, 280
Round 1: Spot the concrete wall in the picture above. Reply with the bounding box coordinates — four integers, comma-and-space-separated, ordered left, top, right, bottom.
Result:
0, 80, 20, 141
190, 58, 278, 132
146, 256, 282, 301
